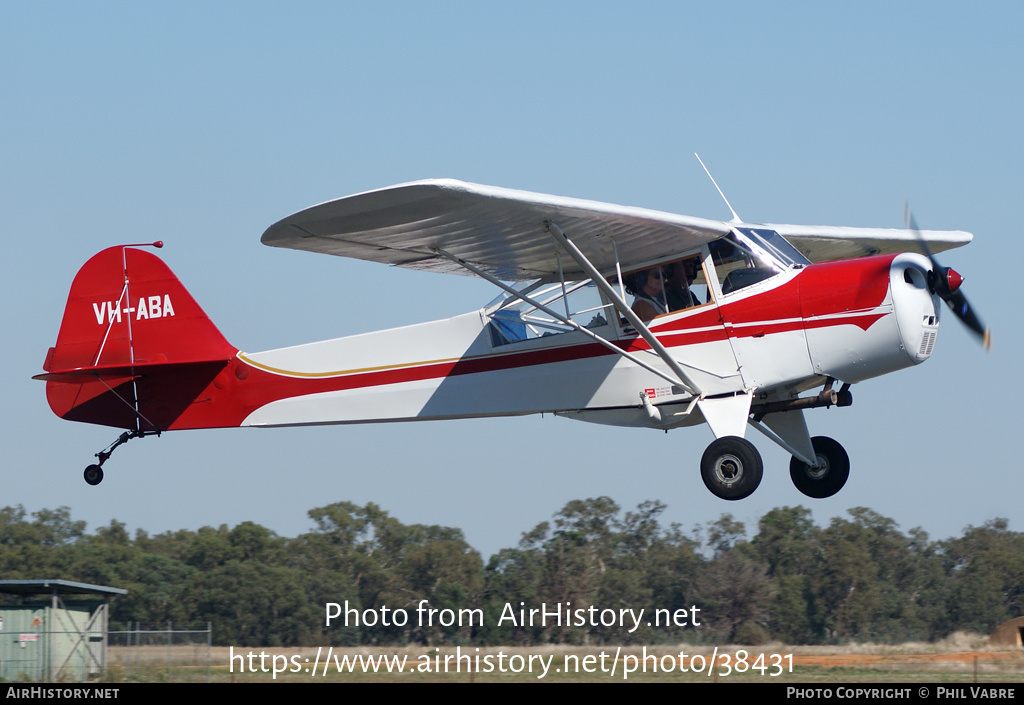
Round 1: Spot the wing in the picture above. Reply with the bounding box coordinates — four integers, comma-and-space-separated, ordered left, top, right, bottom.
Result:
260, 179, 732, 281
769, 223, 973, 263
261, 178, 975, 279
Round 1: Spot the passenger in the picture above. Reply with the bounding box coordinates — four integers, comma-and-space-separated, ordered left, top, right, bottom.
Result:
666, 257, 700, 311
626, 268, 668, 322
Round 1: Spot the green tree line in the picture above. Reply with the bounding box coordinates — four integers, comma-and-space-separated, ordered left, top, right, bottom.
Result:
1, 501, 1021, 646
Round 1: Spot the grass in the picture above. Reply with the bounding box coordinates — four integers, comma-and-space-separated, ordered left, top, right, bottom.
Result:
98, 637, 1024, 683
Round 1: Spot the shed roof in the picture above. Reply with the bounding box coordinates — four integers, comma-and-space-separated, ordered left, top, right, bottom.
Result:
0, 580, 126, 597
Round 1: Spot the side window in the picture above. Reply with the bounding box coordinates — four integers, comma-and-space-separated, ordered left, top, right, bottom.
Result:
666, 256, 711, 310
487, 280, 612, 347
618, 253, 711, 324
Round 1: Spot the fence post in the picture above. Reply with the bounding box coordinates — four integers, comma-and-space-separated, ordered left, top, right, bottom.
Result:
207, 622, 212, 681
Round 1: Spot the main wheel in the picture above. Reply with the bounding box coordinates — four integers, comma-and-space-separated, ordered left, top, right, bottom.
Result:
790, 436, 849, 498
700, 436, 763, 500
84, 464, 104, 486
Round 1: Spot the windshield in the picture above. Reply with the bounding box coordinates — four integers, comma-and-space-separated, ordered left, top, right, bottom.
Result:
732, 227, 811, 268
709, 228, 806, 296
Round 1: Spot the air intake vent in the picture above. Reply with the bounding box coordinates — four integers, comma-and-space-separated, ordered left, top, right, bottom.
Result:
919, 331, 936, 357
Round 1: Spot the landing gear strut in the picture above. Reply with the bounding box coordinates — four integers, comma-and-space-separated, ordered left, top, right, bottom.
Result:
83, 430, 160, 486
790, 436, 849, 498
700, 436, 763, 500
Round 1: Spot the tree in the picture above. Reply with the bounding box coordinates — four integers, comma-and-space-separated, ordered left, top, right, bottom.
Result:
302, 501, 484, 645
748, 506, 819, 642
940, 519, 1024, 634
698, 525, 774, 643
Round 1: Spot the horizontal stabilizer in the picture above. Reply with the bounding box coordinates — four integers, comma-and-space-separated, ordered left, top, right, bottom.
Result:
34, 358, 232, 383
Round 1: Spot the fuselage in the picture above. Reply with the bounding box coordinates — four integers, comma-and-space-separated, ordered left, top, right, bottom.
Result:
42, 245, 942, 433
180, 252, 940, 431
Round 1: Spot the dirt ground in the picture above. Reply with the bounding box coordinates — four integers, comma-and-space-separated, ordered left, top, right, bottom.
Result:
791, 650, 1020, 667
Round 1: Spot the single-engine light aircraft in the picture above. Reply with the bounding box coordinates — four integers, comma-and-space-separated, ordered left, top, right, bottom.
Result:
36, 176, 990, 499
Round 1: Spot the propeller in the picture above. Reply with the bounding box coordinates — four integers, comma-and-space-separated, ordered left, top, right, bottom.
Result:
904, 202, 992, 351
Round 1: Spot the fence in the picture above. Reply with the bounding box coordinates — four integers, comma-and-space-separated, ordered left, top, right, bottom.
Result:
107, 623, 212, 681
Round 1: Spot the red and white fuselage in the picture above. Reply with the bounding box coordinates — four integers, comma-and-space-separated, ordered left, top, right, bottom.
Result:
40, 246, 941, 434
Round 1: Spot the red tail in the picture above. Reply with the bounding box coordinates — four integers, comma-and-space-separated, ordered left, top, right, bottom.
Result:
38, 246, 238, 431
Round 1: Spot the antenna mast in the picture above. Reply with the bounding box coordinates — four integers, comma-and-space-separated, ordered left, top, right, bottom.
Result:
695, 153, 742, 223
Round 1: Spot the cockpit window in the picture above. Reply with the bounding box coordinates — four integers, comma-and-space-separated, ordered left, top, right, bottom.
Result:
485, 244, 727, 346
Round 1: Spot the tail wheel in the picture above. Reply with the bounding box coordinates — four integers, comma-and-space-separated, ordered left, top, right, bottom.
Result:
700, 436, 763, 500
790, 436, 849, 498
84, 464, 104, 486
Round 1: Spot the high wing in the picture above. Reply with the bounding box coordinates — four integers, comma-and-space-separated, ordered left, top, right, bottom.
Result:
770, 223, 972, 263
260, 179, 731, 282
261, 179, 973, 278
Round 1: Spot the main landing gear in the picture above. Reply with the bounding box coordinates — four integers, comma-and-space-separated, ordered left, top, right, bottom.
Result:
789, 436, 849, 499
700, 436, 763, 500
698, 434, 850, 501
696, 379, 854, 500
83, 430, 160, 486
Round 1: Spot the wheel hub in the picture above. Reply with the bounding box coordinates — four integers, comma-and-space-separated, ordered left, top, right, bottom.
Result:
714, 454, 744, 485
807, 454, 830, 479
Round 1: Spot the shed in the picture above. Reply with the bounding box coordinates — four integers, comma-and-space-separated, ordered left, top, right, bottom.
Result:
990, 617, 1024, 647
0, 579, 126, 681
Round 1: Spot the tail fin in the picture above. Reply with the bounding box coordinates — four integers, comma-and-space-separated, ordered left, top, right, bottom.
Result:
38, 245, 238, 431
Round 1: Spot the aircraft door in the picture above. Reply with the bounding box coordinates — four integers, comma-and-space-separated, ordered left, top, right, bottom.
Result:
707, 239, 813, 389
643, 246, 746, 396
697, 244, 750, 389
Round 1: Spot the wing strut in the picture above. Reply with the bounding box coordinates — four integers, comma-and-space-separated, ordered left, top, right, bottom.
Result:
432, 248, 695, 393
544, 221, 703, 397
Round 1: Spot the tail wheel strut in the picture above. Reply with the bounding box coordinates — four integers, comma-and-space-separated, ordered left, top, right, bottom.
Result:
83, 429, 160, 486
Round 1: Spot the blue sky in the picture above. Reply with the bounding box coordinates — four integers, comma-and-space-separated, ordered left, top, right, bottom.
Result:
3, 2, 1021, 557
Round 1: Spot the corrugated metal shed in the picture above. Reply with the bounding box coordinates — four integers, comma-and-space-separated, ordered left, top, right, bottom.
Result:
0, 580, 126, 681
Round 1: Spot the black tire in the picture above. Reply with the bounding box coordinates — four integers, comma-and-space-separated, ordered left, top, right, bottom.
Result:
84, 464, 104, 486
790, 436, 849, 498
700, 436, 763, 500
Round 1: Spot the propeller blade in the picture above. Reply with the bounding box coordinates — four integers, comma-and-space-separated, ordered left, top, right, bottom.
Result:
945, 289, 992, 351
904, 202, 991, 351
904, 201, 936, 263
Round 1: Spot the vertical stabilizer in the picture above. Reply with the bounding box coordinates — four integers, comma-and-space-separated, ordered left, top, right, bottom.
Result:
39, 246, 238, 430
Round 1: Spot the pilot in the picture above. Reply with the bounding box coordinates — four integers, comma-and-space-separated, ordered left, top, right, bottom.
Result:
626, 267, 668, 321
665, 256, 700, 311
